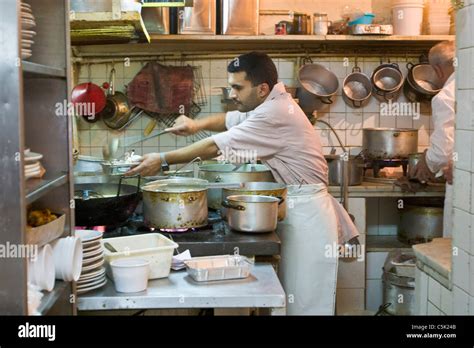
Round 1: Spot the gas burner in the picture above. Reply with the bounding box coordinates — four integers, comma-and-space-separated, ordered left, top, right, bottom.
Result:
159, 228, 191, 233
364, 158, 409, 178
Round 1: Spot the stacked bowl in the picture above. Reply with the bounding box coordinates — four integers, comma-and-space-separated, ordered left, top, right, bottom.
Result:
76, 230, 107, 294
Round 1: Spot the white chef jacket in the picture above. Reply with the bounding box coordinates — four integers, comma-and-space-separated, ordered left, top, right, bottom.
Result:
426, 73, 455, 174
212, 82, 359, 245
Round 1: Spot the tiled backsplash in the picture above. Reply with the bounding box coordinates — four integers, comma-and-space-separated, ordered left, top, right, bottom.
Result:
75, 55, 433, 158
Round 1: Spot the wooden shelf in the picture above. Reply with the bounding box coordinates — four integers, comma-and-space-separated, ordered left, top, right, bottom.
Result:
22, 61, 67, 78
73, 34, 455, 56
25, 173, 68, 205
37, 281, 68, 315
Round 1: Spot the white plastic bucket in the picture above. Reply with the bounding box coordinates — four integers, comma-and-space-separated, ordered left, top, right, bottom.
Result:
111, 258, 150, 293
391, 3, 424, 35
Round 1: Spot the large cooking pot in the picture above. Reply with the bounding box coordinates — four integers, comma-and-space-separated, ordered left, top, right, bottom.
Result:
362, 128, 418, 160
371, 62, 404, 102
74, 177, 142, 227
298, 63, 339, 105
382, 268, 415, 315
403, 62, 442, 103
141, 178, 208, 230
222, 182, 287, 220
325, 155, 364, 186
398, 205, 444, 244
222, 195, 282, 233
342, 66, 372, 108
198, 164, 275, 210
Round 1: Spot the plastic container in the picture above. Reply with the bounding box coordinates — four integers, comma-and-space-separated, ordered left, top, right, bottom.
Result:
103, 233, 178, 280
110, 258, 150, 293
348, 13, 375, 26
184, 255, 253, 282
391, 1, 424, 35
50, 236, 83, 282
28, 244, 55, 291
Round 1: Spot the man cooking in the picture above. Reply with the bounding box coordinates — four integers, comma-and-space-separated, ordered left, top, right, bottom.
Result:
127, 51, 359, 315
410, 41, 455, 237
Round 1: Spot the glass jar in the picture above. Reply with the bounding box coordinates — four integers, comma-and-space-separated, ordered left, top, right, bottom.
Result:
313, 13, 330, 35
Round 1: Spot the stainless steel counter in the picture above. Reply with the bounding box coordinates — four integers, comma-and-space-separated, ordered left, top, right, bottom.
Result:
328, 181, 446, 198
77, 264, 286, 314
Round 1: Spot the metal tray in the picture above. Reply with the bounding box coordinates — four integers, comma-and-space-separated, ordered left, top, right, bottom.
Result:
184, 255, 253, 282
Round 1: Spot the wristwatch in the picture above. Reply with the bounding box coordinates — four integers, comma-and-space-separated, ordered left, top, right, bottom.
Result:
159, 153, 170, 172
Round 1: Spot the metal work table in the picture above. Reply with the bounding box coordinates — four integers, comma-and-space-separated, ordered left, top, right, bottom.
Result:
328, 182, 446, 198
77, 264, 286, 315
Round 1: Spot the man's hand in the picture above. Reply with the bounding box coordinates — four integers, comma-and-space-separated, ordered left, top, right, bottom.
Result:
165, 115, 198, 136
409, 150, 435, 183
444, 160, 453, 185
125, 153, 161, 177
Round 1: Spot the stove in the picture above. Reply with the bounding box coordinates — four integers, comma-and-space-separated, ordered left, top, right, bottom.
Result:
364, 158, 409, 178
99, 210, 281, 257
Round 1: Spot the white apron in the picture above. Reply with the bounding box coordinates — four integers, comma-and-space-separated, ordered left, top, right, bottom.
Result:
443, 183, 453, 238
277, 183, 340, 315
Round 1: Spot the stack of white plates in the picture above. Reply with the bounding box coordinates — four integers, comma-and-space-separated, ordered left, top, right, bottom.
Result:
425, 0, 451, 34
76, 230, 107, 294
20, 2, 36, 59
24, 148, 44, 180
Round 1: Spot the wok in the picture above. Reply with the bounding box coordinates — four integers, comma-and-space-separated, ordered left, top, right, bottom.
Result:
74, 178, 141, 227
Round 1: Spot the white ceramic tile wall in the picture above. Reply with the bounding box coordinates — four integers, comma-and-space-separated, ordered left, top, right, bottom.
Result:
76, 55, 433, 159
415, 267, 429, 315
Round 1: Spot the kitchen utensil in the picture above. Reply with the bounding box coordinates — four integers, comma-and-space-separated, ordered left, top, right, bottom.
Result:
104, 233, 178, 279
342, 66, 372, 108
72, 64, 106, 121
298, 63, 339, 105
371, 62, 404, 102
391, 0, 424, 35
348, 13, 375, 25
104, 242, 118, 253
102, 138, 120, 162
50, 237, 83, 282
398, 205, 444, 244
74, 176, 142, 227
198, 163, 275, 210
222, 195, 282, 233
313, 13, 331, 35
325, 155, 364, 186
222, 182, 287, 220
110, 258, 150, 293
184, 255, 253, 282
74, 155, 103, 173
382, 267, 415, 315
362, 128, 418, 160
27, 244, 55, 292
141, 178, 209, 230
144, 118, 158, 136
403, 62, 442, 103
178, 0, 216, 34
220, 0, 259, 35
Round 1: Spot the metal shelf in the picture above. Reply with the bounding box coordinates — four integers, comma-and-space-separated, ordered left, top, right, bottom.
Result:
22, 61, 67, 78
26, 173, 69, 205
37, 281, 68, 315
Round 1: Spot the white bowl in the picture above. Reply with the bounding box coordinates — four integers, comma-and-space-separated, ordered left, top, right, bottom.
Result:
50, 237, 83, 281
110, 258, 150, 293
28, 244, 55, 291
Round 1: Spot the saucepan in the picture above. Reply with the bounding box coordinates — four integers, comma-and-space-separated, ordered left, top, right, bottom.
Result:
343, 66, 372, 108
371, 62, 404, 102
222, 195, 284, 233
403, 62, 442, 103
298, 63, 339, 105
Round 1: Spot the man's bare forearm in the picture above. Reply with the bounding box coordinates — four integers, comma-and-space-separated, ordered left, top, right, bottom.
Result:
195, 114, 227, 132
165, 137, 220, 165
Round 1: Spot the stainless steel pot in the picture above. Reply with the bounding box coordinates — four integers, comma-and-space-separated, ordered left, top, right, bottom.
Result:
198, 164, 275, 210
325, 155, 364, 186
362, 128, 418, 160
398, 205, 444, 244
404, 62, 442, 103
342, 66, 372, 108
371, 63, 404, 102
298, 63, 339, 105
141, 178, 208, 230
74, 155, 103, 174
382, 269, 415, 315
222, 195, 282, 233
222, 182, 287, 220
